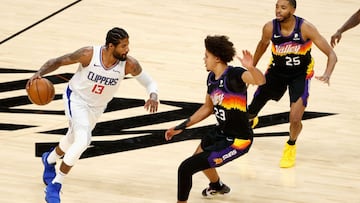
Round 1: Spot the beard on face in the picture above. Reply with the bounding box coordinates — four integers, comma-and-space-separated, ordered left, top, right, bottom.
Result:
113, 52, 127, 61
276, 12, 292, 22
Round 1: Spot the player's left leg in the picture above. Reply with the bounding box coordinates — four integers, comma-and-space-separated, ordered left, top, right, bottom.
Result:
280, 98, 306, 168
201, 137, 252, 197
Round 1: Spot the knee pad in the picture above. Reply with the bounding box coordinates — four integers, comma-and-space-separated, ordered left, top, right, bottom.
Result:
62, 128, 91, 166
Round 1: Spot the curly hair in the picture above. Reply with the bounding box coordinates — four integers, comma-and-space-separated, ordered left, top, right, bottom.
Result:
204, 35, 236, 63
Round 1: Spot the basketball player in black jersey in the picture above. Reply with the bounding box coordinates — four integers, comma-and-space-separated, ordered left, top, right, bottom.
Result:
165, 35, 265, 203
247, 0, 337, 168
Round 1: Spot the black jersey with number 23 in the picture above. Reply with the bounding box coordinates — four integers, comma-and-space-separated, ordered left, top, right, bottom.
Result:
207, 66, 252, 139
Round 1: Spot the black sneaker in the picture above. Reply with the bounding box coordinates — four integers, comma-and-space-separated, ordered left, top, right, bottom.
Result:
201, 183, 231, 198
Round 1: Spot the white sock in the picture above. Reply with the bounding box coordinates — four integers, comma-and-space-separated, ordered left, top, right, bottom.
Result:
52, 171, 66, 184
47, 149, 62, 164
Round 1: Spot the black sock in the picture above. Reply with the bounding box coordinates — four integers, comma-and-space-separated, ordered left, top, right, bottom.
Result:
209, 179, 223, 190
248, 113, 257, 120
287, 139, 296, 145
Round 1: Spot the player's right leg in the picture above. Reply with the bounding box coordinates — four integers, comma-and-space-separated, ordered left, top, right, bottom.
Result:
248, 73, 287, 129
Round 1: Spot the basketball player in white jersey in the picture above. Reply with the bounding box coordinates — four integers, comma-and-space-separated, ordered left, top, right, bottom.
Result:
26, 27, 159, 203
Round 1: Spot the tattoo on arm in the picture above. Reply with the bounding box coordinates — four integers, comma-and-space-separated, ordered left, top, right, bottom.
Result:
38, 47, 90, 76
133, 61, 142, 75
69, 47, 86, 61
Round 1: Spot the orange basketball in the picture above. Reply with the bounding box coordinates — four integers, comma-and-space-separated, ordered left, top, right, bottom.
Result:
26, 78, 55, 105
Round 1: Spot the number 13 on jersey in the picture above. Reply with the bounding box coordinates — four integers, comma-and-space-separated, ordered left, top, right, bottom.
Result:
92, 84, 105, 94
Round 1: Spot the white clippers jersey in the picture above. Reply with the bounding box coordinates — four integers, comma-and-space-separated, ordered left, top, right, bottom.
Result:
68, 45, 126, 107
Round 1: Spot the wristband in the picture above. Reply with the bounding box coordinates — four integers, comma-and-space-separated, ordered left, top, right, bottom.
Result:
174, 118, 190, 130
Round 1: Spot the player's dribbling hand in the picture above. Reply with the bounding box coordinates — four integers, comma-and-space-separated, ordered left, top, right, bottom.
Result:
26, 73, 42, 89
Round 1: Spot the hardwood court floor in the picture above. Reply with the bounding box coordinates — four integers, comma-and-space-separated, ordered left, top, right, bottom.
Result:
0, 0, 359, 202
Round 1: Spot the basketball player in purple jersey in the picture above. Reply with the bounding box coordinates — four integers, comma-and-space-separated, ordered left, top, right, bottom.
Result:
165, 35, 265, 203
247, 0, 337, 168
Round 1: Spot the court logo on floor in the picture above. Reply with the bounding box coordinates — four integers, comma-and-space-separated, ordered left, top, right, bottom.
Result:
0, 68, 336, 158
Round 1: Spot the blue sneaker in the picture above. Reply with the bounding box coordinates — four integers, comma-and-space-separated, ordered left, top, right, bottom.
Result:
42, 151, 56, 185
45, 182, 61, 203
